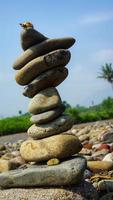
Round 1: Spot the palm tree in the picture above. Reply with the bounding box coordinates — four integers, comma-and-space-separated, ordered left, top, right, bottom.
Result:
97, 63, 113, 90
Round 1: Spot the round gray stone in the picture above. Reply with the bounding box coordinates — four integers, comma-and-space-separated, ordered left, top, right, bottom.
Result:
28, 115, 74, 139
28, 87, 61, 114
23, 67, 68, 98
30, 106, 65, 124
13, 37, 75, 70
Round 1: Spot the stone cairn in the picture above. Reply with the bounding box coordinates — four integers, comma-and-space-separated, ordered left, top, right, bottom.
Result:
3, 22, 86, 188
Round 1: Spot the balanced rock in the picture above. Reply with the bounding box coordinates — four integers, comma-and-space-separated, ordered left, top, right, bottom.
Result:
13, 37, 75, 70
20, 134, 82, 162
0, 157, 86, 188
30, 106, 65, 124
28, 87, 61, 114
15, 49, 70, 85
28, 115, 74, 139
20, 22, 48, 51
23, 67, 68, 98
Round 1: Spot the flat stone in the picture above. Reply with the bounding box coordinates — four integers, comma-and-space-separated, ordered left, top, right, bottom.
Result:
13, 37, 75, 70
15, 49, 70, 85
23, 67, 68, 98
20, 134, 82, 162
28, 115, 74, 139
0, 181, 99, 200
21, 28, 48, 51
0, 156, 86, 188
30, 106, 65, 124
28, 87, 61, 114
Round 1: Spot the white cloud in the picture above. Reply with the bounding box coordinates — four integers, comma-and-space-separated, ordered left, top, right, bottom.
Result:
78, 13, 113, 25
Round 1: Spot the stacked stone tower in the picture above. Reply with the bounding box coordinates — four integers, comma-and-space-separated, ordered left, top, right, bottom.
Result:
9, 22, 86, 187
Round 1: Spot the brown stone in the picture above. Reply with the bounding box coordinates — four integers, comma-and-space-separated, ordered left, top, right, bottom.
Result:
23, 67, 68, 98
0, 160, 11, 172
0, 159, 19, 173
28, 87, 61, 114
20, 27, 48, 51
15, 49, 70, 85
87, 161, 113, 171
13, 37, 75, 70
20, 134, 82, 162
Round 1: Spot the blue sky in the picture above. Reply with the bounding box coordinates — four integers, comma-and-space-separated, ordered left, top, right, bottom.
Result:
0, 0, 113, 117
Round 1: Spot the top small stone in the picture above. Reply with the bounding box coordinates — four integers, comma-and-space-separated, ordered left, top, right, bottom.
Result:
20, 22, 48, 50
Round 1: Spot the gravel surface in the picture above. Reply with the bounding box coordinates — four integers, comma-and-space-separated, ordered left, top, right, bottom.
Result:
0, 132, 27, 144
0, 181, 98, 200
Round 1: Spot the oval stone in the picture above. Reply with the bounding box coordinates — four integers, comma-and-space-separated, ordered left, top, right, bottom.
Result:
23, 67, 68, 98
20, 134, 82, 162
30, 106, 65, 124
28, 115, 74, 139
13, 37, 75, 70
28, 87, 61, 114
15, 49, 70, 85
87, 161, 113, 171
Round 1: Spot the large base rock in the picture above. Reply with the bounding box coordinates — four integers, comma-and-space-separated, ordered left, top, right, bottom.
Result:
0, 156, 86, 188
0, 182, 98, 200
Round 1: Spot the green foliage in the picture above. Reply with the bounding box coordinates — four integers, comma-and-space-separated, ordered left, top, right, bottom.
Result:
65, 97, 113, 123
0, 97, 113, 136
97, 63, 113, 89
65, 107, 80, 122
0, 115, 31, 136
